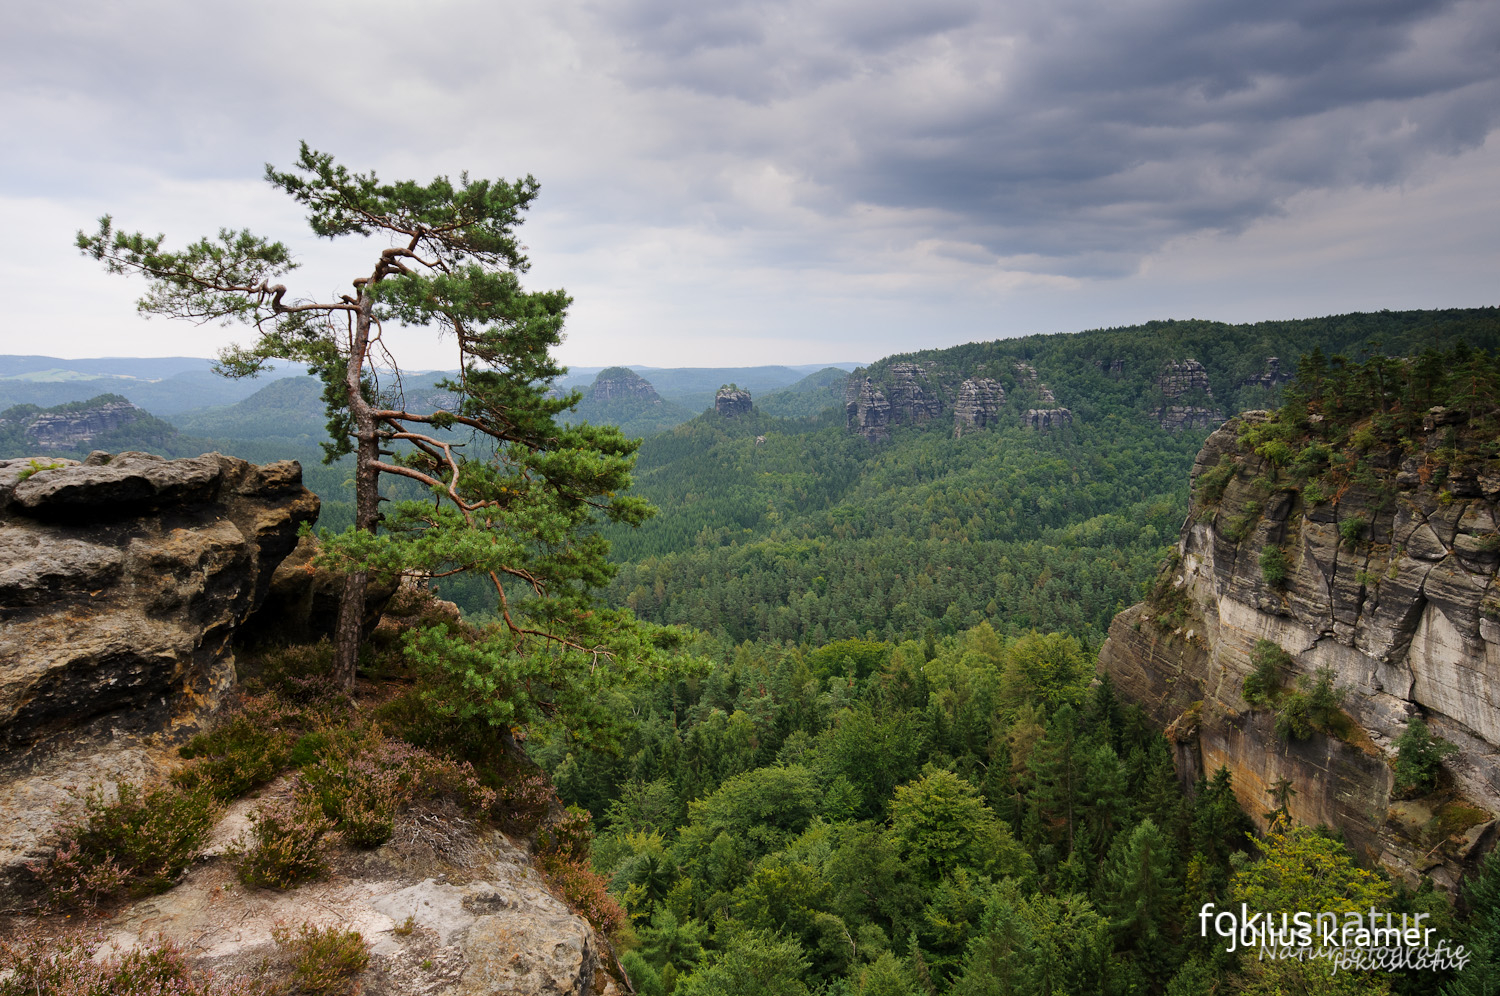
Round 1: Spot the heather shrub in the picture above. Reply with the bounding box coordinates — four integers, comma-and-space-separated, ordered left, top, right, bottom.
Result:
175, 699, 300, 801
37, 781, 221, 907
235, 793, 333, 889
540, 852, 628, 938
0, 933, 262, 996
272, 922, 369, 996
257, 640, 346, 704
536, 805, 595, 861
297, 729, 495, 849
493, 765, 557, 836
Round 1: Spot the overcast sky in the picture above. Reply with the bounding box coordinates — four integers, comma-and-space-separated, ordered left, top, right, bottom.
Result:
2, 0, 1497, 370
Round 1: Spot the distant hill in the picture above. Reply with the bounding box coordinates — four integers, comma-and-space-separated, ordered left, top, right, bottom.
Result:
0, 356, 310, 414
570, 368, 694, 436
757, 367, 850, 418
172, 377, 332, 446
0, 394, 214, 460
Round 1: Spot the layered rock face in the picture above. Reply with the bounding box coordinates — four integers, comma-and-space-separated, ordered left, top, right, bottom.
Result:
1023, 408, 1072, 431
953, 378, 1006, 436
22, 399, 142, 449
886, 363, 945, 424
1155, 359, 1224, 431
845, 376, 892, 441
0, 452, 317, 749
1099, 416, 1499, 890
589, 367, 661, 404
846, 361, 1065, 440
715, 387, 753, 418
0, 452, 317, 894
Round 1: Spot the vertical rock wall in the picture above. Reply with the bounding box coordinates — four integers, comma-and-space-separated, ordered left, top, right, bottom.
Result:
1099, 416, 1500, 890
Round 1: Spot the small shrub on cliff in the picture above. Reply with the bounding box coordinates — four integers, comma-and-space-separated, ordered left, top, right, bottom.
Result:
1195, 455, 1236, 506
235, 793, 333, 889
15, 459, 65, 482
1273, 692, 1313, 741
1242, 639, 1291, 707
38, 780, 221, 907
1221, 506, 1260, 544
1259, 546, 1291, 589
1392, 716, 1458, 797
1338, 517, 1366, 546
0, 933, 263, 996
272, 922, 369, 996
1272, 669, 1346, 742
298, 728, 494, 848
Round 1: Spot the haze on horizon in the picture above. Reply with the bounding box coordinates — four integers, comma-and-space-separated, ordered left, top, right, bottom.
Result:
2, 0, 1497, 371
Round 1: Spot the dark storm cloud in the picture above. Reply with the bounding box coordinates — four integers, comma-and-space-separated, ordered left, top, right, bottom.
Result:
597, 0, 1500, 273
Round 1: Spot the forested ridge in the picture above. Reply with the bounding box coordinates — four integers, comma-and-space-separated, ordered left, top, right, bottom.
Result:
599, 411, 1195, 645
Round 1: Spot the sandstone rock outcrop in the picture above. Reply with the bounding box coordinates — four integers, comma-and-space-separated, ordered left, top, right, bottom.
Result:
845, 375, 892, 441
22, 399, 143, 450
1023, 408, 1072, 431
1241, 356, 1291, 391
1099, 416, 1500, 891
1013, 362, 1059, 404
886, 363, 944, 424
715, 386, 753, 418
87, 791, 616, 996
1155, 359, 1224, 431
953, 378, 1006, 437
0, 452, 318, 895
588, 367, 661, 405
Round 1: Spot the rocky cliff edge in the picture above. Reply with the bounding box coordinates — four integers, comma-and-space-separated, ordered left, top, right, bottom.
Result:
1100, 413, 1500, 891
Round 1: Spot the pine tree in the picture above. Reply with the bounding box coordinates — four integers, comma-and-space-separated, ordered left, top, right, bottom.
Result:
79, 144, 656, 708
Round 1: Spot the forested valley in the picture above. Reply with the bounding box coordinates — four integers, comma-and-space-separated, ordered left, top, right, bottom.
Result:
7, 308, 1500, 994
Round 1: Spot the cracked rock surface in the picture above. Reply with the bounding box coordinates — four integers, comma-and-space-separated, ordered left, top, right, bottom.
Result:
1100, 416, 1500, 891
0, 452, 318, 900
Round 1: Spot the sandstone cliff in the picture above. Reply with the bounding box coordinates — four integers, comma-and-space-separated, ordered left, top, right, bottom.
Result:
1154, 359, 1223, 431
845, 375, 892, 441
588, 367, 662, 405
0, 451, 319, 896
953, 378, 1005, 437
23, 399, 143, 449
715, 386, 752, 418
1099, 415, 1499, 891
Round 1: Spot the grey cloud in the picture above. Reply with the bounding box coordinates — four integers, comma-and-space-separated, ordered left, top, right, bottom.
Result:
595, 0, 1500, 273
